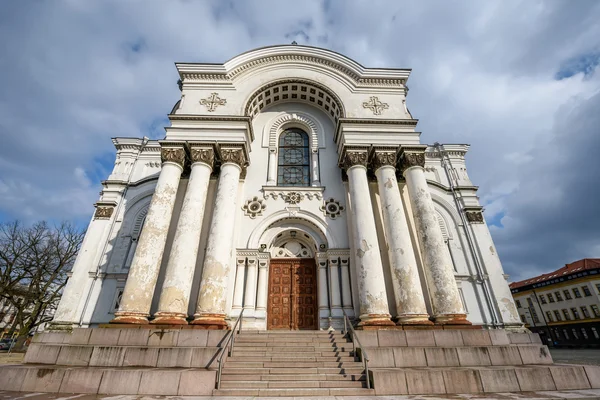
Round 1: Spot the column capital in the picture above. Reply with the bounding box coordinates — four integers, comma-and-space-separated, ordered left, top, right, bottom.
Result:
160, 142, 186, 168
340, 147, 369, 170
399, 145, 427, 174
218, 144, 248, 169
371, 147, 399, 171
188, 143, 215, 169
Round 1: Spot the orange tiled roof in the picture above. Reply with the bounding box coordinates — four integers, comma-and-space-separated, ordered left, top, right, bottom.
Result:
509, 258, 600, 289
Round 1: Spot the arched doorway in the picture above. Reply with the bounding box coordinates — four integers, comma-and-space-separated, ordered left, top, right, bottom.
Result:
267, 231, 318, 330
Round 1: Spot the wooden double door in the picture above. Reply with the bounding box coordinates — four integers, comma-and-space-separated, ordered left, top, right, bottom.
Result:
267, 258, 318, 330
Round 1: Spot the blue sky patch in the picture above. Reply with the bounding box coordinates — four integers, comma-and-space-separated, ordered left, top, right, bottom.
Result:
555, 51, 600, 80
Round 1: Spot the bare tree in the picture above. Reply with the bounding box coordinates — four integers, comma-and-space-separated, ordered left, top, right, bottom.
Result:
0, 221, 84, 351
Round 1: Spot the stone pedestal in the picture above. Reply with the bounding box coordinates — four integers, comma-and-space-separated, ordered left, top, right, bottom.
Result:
342, 148, 394, 327
373, 150, 431, 326
152, 145, 214, 324
112, 145, 185, 324
192, 146, 246, 329
400, 147, 470, 325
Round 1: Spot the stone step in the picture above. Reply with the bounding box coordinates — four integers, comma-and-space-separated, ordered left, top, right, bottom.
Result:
231, 351, 354, 358
212, 388, 375, 396
223, 361, 364, 368
220, 380, 367, 389
236, 338, 349, 344
221, 367, 366, 375
220, 373, 365, 381
227, 356, 356, 362
232, 344, 352, 351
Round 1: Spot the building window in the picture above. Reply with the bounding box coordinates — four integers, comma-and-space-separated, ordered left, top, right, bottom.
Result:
520, 314, 526, 323
516, 300, 522, 308
581, 328, 589, 339
555, 291, 563, 301
563, 329, 570, 339
547, 293, 555, 303
581, 306, 591, 318
531, 311, 540, 324
592, 327, 600, 339
564, 290, 572, 300
539, 295, 547, 304
596, 283, 600, 294
458, 288, 468, 313
553, 310, 562, 321
111, 288, 124, 313
571, 307, 580, 319
582, 286, 592, 297
573, 288, 582, 298
591, 304, 600, 318
572, 328, 579, 340
277, 128, 310, 187
562, 309, 571, 320
554, 328, 561, 339
545, 311, 553, 322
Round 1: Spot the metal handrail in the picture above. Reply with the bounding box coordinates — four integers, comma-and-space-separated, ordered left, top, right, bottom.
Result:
216, 309, 245, 389
342, 310, 371, 389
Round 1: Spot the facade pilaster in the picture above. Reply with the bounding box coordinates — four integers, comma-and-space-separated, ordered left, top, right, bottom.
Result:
341, 147, 394, 326
112, 144, 185, 324
400, 146, 470, 325
316, 252, 329, 322
339, 255, 353, 315
372, 148, 431, 325
244, 256, 258, 311
327, 255, 342, 316
192, 145, 247, 329
255, 253, 269, 318
152, 144, 214, 324
232, 256, 246, 311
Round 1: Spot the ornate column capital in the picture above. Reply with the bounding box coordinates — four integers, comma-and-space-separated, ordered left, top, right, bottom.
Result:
160, 143, 186, 168
340, 147, 369, 170
188, 143, 215, 169
218, 145, 247, 169
399, 146, 427, 174
371, 147, 398, 171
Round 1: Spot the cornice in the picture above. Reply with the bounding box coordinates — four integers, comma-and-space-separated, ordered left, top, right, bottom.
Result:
167, 114, 255, 142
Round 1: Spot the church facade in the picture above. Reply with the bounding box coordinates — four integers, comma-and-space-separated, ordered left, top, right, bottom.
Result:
51, 45, 522, 331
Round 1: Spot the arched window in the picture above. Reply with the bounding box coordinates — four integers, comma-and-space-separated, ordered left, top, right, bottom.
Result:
277, 128, 310, 186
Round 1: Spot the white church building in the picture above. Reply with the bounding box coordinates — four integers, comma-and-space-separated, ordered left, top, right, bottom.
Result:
51, 45, 522, 331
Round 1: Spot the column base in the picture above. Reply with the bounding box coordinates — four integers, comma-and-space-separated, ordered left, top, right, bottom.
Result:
190, 313, 230, 330
151, 312, 188, 325
433, 313, 472, 325
396, 314, 434, 326
357, 314, 395, 327
110, 312, 149, 325
47, 321, 76, 332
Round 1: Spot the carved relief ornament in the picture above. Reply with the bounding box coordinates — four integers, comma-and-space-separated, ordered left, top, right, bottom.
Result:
161, 147, 185, 167
342, 148, 369, 169
190, 146, 215, 169
94, 205, 114, 220
399, 150, 425, 173
372, 150, 397, 171
220, 147, 247, 168
465, 211, 485, 224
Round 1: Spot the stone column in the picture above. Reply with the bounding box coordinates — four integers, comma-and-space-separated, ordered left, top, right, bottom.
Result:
328, 255, 342, 316
267, 147, 277, 185
255, 254, 269, 316
339, 256, 354, 314
372, 148, 431, 325
152, 145, 214, 324
112, 145, 185, 324
316, 253, 330, 323
342, 147, 394, 326
51, 202, 116, 329
244, 257, 258, 310
312, 149, 321, 186
400, 146, 470, 325
232, 257, 246, 312
192, 145, 246, 329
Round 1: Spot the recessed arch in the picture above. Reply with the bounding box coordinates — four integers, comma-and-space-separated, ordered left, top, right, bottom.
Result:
264, 111, 325, 151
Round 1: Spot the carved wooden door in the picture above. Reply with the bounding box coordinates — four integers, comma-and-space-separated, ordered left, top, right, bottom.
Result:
267, 259, 317, 330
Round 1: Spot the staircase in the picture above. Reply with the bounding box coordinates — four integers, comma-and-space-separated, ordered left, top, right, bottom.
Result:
214, 330, 375, 396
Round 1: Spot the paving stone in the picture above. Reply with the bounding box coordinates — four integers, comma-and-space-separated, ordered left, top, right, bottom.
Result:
443, 369, 483, 393
487, 345, 523, 366
59, 368, 104, 394
191, 347, 221, 368
258, 388, 331, 396
405, 330, 435, 346
457, 347, 492, 366
479, 368, 520, 392
514, 366, 556, 391
424, 347, 460, 367
366, 347, 395, 367
405, 370, 446, 394
117, 329, 150, 346
0, 367, 25, 391
584, 365, 600, 389
178, 370, 216, 395
21, 367, 66, 393
461, 330, 492, 346
371, 369, 408, 395
488, 330, 510, 345
377, 330, 407, 346
148, 329, 179, 346
23, 343, 61, 364
123, 347, 159, 367
393, 347, 427, 367
88, 328, 121, 345
88, 346, 126, 367
56, 345, 93, 366
138, 370, 181, 395
549, 365, 591, 390
207, 330, 229, 347
98, 369, 142, 395
434, 330, 464, 346
355, 331, 378, 347
69, 328, 92, 345
518, 345, 553, 364
177, 329, 209, 347
157, 347, 193, 367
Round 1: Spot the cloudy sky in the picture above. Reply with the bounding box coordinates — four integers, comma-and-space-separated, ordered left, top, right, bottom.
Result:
1, 0, 599, 281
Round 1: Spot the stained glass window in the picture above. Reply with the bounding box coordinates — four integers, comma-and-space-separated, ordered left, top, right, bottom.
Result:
277, 128, 310, 186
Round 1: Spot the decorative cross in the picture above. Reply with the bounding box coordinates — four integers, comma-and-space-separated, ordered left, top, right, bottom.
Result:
362, 96, 389, 115
200, 92, 227, 112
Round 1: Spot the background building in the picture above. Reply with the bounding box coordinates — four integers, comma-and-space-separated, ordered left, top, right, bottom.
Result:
510, 258, 600, 347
